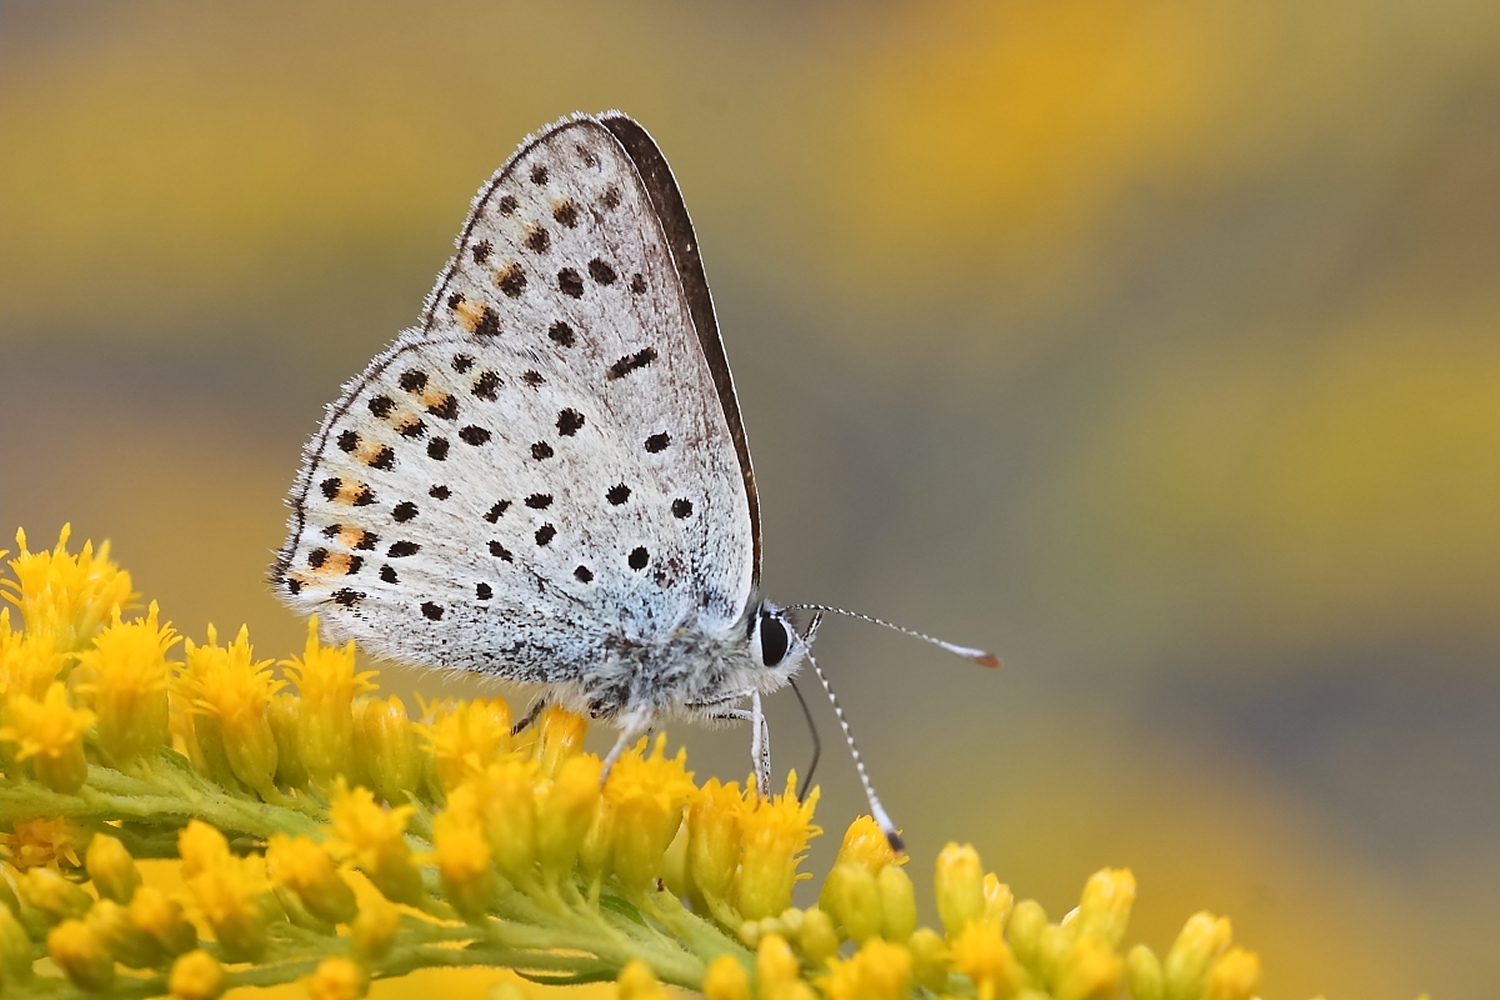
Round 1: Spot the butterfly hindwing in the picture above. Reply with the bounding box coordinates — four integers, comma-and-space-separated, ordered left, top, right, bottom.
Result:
273, 114, 757, 682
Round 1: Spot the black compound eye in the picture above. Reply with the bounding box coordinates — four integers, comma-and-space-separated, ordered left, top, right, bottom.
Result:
758, 611, 790, 667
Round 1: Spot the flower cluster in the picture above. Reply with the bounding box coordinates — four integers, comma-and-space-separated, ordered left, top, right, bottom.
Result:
1, 527, 1274, 1000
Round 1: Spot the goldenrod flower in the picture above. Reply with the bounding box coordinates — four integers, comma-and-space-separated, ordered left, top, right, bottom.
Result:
0, 528, 1352, 999
419, 695, 512, 789
600, 735, 696, 890
183, 624, 283, 791
169, 949, 225, 1000
281, 618, 375, 784
2, 525, 134, 651
47, 917, 116, 991
307, 955, 365, 1000
73, 601, 177, 765
326, 779, 423, 905
2, 815, 84, 870
734, 772, 821, 922
0, 681, 94, 792
266, 833, 357, 925
85, 831, 142, 903
820, 937, 913, 1000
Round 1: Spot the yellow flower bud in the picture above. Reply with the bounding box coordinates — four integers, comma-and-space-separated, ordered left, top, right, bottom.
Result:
178, 820, 230, 879
1202, 945, 1260, 1000
73, 602, 176, 767
686, 778, 745, 900
0, 682, 94, 792
327, 781, 424, 906
129, 885, 197, 955
950, 921, 1021, 1000
982, 873, 1014, 929
934, 842, 985, 936
876, 864, 916, 942
702, 953, 751, 1000
281, 619, 375, 787
350, 895, 401, 962
47, 918, 116, 992
1006, 898, 1048, 972
307, 955, 366, 1000
820, 937, 912, 1000
420, 697, 512, 790
18, 866, 93, 922
756, 933, 801, 997
796, 907, 840, 967
819, 862, 881, 944
4, 526, 133, 652
907, 927, 950, 992
536, 753, 601, 879
355, 695, 421, 805
84, 898, 162, 969
1074, 867, 1135, 947
179, 821, 278, 962
168, 949, 224, 1000
265, 835, 357, 925
1162, 912, 1231, 1000
617, 958, 667, 1000
479, 758, 538, 882
1124, 944, 1164, 1000
433, 808, 497, 922
268, 693, 309, 788
602, 736, 695, 889
85, 833, 141, 904
1054, 932, 1124, 1000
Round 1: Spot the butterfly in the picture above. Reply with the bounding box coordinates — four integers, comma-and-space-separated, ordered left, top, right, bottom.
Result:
271, 112, 994, 847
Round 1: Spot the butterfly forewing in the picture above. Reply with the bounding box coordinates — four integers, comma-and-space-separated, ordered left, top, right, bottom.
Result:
274, 115, 757, 681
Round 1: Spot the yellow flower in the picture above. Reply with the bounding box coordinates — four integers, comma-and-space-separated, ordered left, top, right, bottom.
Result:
431, 803, 497, 921
183, 624, 282, 791
85, 832, 142, 903
129, 885, 198, 956
73, 601, 178, 765
350, 894, 401, 962
0, 681, 94, 792
354, 694, 422, 805
600, 735, 697, 890
702, 954, 751, 1000
307, 955, 366, 1000
820, 937, 913, 1000
756, 932, 816, 1000
831, 814, 902, 873
0, 626, 67, 702
85, 897, 163, 969
1073, 867, 1135, 947
733, 772, 821, 921
325, 780, 423, 905
2, 525, 134, 651
934, 842, 986, 936
2, 816, 84, 870
533, 704, 588, 775
617, 959, 668, 1000
1052, 932, 1123, 1000
18, 864, 94, 920
819, 860, 881, 944
179, 820, 277, 961
418, 696, 512, 789
950, 920, 1021, 1000
535, 752, 602, 881
1203, 944, 1261, 1000
1162, 911, 1233, 1000
266, 834, 358, 925
280, 618, 375, 784
469, 757, 538, 884
47, 918, 116, 991
686, 777, 748, 901
169, 949, 225, 1000
875, 864, 917, 942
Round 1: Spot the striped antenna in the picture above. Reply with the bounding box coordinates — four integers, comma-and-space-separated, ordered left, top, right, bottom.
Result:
787, 604, 1001, 667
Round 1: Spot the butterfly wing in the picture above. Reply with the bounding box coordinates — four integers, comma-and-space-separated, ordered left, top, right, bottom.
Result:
271, 114, 759, 683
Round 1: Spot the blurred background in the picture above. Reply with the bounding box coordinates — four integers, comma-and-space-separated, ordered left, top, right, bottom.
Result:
3, 2, 1498, 997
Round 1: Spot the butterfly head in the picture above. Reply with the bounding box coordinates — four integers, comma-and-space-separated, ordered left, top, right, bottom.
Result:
746, 599, 808, 689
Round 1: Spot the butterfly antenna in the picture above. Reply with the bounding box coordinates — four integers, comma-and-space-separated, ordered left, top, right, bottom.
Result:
788, 678, 822, 801
788, 604, 1000, 667
802, 613, 905, 852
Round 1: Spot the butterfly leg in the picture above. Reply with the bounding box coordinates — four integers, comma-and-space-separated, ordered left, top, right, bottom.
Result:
690, 691, 772, 798
510, 695, 550, 737
599, 711, 654, 783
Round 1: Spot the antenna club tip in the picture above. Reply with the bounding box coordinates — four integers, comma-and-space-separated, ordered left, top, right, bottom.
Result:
886, 830, 906, 854
973, 653, 1002, 668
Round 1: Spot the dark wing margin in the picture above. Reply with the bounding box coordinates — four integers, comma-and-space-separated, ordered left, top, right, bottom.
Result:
598, 113, 763, 586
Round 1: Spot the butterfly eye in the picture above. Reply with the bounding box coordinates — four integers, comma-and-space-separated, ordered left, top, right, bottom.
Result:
756, 609, 790, 667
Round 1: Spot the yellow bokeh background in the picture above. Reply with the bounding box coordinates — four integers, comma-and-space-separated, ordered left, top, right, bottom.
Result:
4, 2, 1498, 997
